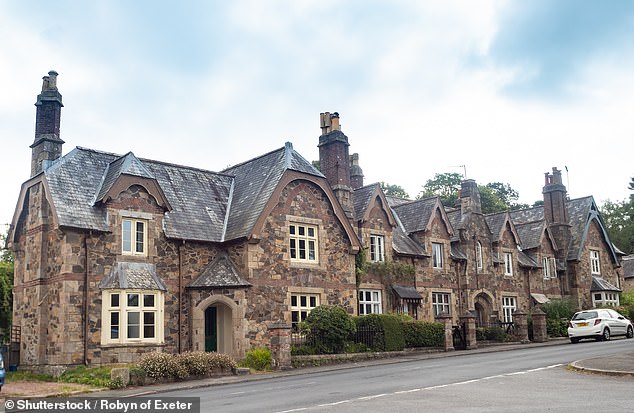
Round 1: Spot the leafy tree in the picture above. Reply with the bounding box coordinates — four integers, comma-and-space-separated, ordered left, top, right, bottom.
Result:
380, 182, 409, 199
629, 177, 634, 192
600, 198, 634, 254
417, 172, 462, 206
478, 186, 508, 214
0, 229, 13, 330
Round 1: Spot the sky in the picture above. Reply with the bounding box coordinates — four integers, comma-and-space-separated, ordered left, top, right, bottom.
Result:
1, 0, 633, 234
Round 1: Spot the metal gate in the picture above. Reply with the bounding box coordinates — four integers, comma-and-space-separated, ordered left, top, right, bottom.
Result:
452, 323, 466, 350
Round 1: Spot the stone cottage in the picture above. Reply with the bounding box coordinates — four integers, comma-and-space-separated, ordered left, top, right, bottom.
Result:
8, 72, 623, 368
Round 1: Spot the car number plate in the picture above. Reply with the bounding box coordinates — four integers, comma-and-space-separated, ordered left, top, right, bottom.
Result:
576, 322, 588, 327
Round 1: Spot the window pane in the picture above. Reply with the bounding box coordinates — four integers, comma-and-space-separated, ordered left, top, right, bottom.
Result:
289, 225, 295, 235
308, 241, 315, 260
143, 312, 155, 338
308, 227, 315, 237
300, 295, 307, 307
110, 293, 120, 307
299, 240, 306, 259
143, 294, 155, 307
110, 312, 119, 339
135, 222, 145, 253
128, 293, 139, 307
300, 311, 307, 321
298, 226, 305, 236
290, 239, 296, 259
122, 220, 132, 252
292, 311, 299, 323
127, 312, 140, 338
310, 296, 317, 307
291, 295, 297, 307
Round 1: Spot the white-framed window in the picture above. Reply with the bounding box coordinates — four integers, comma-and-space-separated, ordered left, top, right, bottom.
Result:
289, 224, 318, 263
432, 242, 444, 269
504, 252, 513, 276
101, 290, 164, 344
592, 292, 619, 307
502, 296, 517, 323
370, 235, 385, 262
432, 292, 451, 317
542, 257, 552, 279
475, 241, 483, 271
359, 289, 382, 315
291, 293, 319, 329
590, 250, 601, 275
122, 218, 147, 256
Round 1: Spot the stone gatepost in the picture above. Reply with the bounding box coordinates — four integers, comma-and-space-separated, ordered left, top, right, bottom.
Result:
531, 308, 548, 343
436, 312, 454, 352
512, 309, 530, 344
459, 311, 478, 350
268, 321, 292, 370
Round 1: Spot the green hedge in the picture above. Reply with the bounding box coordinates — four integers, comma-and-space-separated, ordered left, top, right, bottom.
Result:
355, 314, 405, 351
402, 321, 444, 347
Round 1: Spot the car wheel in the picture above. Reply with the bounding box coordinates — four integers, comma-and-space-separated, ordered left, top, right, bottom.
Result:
602, 328, 611, 341
627, 326, 633, 339
570, 337, 580, 344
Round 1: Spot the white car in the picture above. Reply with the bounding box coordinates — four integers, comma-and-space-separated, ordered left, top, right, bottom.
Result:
568, 309, 633, 344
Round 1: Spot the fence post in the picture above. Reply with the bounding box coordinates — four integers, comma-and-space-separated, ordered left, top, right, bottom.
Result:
459, 311, 478, 350
268, 321, 292, 370
531, 307, 548, 342
437, 312, 454, 352
512, 309, 530, 343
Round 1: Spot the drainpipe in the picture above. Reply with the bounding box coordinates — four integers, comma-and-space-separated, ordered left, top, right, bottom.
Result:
178, 240, 184, 353
83, 232, 90, 365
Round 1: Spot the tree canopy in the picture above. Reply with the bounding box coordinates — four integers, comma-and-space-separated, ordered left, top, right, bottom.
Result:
600, 179, 634, 254
416, 173, 530, 213
0, 229, 13, 330
380, 182, 410, 199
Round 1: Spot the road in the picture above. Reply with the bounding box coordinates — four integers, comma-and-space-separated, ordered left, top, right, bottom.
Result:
158, 339, 633, 412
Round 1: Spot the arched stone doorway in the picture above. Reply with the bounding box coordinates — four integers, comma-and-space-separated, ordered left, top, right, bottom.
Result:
191, 294, 245, 358
204, 303, 232, 353
474, 292, 493, 327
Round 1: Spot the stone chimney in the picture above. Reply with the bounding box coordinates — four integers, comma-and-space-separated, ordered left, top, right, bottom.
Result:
30, 70, 64, 177
318, 112, 353, 216
349, 153, 364, 189
460, 179, 482, 214
543, 167, 568, 224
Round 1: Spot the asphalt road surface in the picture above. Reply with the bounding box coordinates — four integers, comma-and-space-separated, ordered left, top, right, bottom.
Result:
159, 339, 633, 412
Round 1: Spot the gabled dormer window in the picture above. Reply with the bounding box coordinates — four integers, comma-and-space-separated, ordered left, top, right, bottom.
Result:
122, 219, 147, 256
590, 250, 601, 275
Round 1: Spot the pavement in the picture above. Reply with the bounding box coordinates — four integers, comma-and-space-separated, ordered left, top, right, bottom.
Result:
4, 337, 633, 400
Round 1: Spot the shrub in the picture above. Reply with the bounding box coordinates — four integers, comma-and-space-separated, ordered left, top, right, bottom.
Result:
58, 365, 113, 388
139, 351, 236, 380
541, 298, 576, 321
476, 326, 510, 342
546, 318, 569, 337
402, 321, 444, 348
304, 305, 356, 354
355, 313, 405, 351
239, 348, 272, 371
138, 352, 176, 380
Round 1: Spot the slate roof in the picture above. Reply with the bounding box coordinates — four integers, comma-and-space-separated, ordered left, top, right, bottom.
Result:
98, 262, 167, 291
353, 184, 378, 222
623, 256, 634, 280
391, 197, 440, 234
450, 245, 467, 261
484, 212, 507, 241
95, 152, 155, 203
188, 254, 251, 289
591, 276, 621, 292
222, 142, 323, 241
392, 223, 427, 256
23, 142, 324, 244
392, 284, 422, 300
518, 250, 539, 268
514, 221, 545, 250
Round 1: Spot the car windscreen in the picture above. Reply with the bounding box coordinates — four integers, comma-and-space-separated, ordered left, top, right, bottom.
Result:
572, 311, 598, 320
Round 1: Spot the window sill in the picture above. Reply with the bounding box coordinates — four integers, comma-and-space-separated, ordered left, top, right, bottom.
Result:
100, 342, 165, 348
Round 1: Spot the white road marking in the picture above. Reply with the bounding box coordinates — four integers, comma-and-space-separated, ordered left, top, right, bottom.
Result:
273, 364, 565, 412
